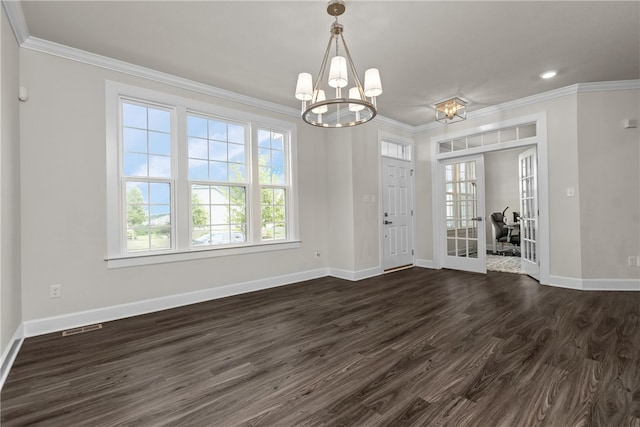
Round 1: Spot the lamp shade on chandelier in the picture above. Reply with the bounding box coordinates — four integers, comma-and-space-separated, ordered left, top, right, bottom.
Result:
295, 1, 382, 128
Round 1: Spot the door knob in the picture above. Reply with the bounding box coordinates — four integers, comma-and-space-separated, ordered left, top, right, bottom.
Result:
384, 220, 393, 225
471, 217, 483, 222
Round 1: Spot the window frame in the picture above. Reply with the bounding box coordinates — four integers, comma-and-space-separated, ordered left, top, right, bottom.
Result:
106, 81, 299, 268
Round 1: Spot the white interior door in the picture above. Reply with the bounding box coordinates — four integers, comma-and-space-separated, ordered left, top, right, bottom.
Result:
440, 155, 486, 273
519, 147, 540, 279
382, 157, 414, 270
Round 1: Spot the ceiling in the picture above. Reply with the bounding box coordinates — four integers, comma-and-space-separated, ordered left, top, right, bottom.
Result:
16, 1, 640, 127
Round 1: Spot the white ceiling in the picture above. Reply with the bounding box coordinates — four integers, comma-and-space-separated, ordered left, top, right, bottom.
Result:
16, 1, 640, 126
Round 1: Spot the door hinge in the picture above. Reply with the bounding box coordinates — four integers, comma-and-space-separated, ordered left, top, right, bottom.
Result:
411, 209, 414, 216
412, 249, 414, 255
410, 169, 414, 176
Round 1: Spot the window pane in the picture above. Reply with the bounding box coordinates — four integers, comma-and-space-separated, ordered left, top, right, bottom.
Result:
228, 143, 244, 163
271, 133, 284, 151
192, 184, 210, 204
261, 187, 286, 241
188, 137, 208, 160
210, 161, 228, 181
123, 128, 147, 153
124, 153, 147, 177
149, 155, 171, 178
208, 120, 226, 141
272, 168, 285, 185
125, 179, 171, 253
211, 205, 229, 224
259, 166, 271, 185
149, 131, 171, 155
149, 182, 170, 205
191, 184, 246, 247
228, 123, 244, 143
211, 186, 229, 203
150, 227, 171, 250
122, 103, 147, 128
229, 164, 245, 182
189, 159, 208, 180
188, 116, 207, 138
259, 148, 271, 166
148, 109, 170, 133
209, 141, 227, 161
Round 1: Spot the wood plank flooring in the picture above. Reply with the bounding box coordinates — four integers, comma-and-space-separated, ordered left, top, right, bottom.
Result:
2, 268, 640, 426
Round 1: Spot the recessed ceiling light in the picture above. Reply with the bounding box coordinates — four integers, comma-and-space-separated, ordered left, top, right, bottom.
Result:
540, 71, 557, 79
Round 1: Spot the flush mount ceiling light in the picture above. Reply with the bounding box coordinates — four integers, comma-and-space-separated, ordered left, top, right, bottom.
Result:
435, 97, 467, 124
294, 0, 382, 128
540, 70, 557, 79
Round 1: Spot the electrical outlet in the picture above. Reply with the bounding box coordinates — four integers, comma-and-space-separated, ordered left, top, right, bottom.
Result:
50, 284, 62, 298
315, 250, 321, 258
629, 257, 638, 267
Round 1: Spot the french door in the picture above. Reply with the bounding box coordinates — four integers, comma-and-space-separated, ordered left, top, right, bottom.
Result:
519, 147, 540, 279
440, 155, 486, 273
382, 157, 414, 270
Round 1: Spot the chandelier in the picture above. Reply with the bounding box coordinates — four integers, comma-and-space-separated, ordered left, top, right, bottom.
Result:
435, 97, 467, 124
294, 1, 382, 128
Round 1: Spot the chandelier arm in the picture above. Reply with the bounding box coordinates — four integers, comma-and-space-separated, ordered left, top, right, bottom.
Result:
312, 35, 336, 98
339, 33, 366, 97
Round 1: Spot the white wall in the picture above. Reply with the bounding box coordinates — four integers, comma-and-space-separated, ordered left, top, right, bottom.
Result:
484, 148, 528, 250
18, 48, 330, 322
577, 90, 640, 280
1, 6, 23, 359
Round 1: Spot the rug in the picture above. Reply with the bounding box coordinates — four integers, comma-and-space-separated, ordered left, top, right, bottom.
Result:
486, 254, 523, 274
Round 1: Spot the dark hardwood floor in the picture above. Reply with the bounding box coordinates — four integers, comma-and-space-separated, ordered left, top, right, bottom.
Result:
2, 268, 640, 426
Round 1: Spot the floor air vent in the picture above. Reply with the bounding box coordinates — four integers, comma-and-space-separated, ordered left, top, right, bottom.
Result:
62, 324, 103, 336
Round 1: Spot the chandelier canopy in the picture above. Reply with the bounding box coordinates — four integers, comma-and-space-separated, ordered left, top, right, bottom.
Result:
295, 1, 382, 128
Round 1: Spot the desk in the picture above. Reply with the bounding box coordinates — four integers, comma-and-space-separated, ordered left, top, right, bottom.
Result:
505, 223, 520, 241
503, 223, 520, 256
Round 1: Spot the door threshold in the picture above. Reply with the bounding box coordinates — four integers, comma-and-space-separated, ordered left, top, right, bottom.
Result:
384, 264, 414, 273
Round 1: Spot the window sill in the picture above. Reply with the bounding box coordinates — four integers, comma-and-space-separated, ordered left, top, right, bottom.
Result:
106, 240, 301, 269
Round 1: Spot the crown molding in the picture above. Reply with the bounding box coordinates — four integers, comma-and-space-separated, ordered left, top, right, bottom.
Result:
373, 114, 416, 132
576, 79, 640, 93
22, 36, 302, 119
2, 0, 28, 44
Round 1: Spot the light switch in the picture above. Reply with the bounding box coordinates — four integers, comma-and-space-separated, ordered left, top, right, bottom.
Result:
566, 187, 575, 197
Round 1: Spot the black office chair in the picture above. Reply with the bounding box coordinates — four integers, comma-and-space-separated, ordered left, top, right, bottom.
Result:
491, 207, 520, 256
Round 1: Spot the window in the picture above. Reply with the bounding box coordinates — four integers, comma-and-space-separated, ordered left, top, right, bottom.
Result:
438, 123, 537, 154
106, 82, 298, 267
121, 101, 174, 252
381, 140, 411, 161
258, 129, 288, 241
188, 114, 248, 248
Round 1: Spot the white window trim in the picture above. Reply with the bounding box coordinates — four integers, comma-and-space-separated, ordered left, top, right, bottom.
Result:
105, 81, 300, 268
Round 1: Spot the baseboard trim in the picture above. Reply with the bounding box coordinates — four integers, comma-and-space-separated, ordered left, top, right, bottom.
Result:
23, 268, 329, 338
1, 324, 24, 391
581, 278, 640, 291
328, 266, 383, 281
20, 268, 640, 339
546, 275, 640, 291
